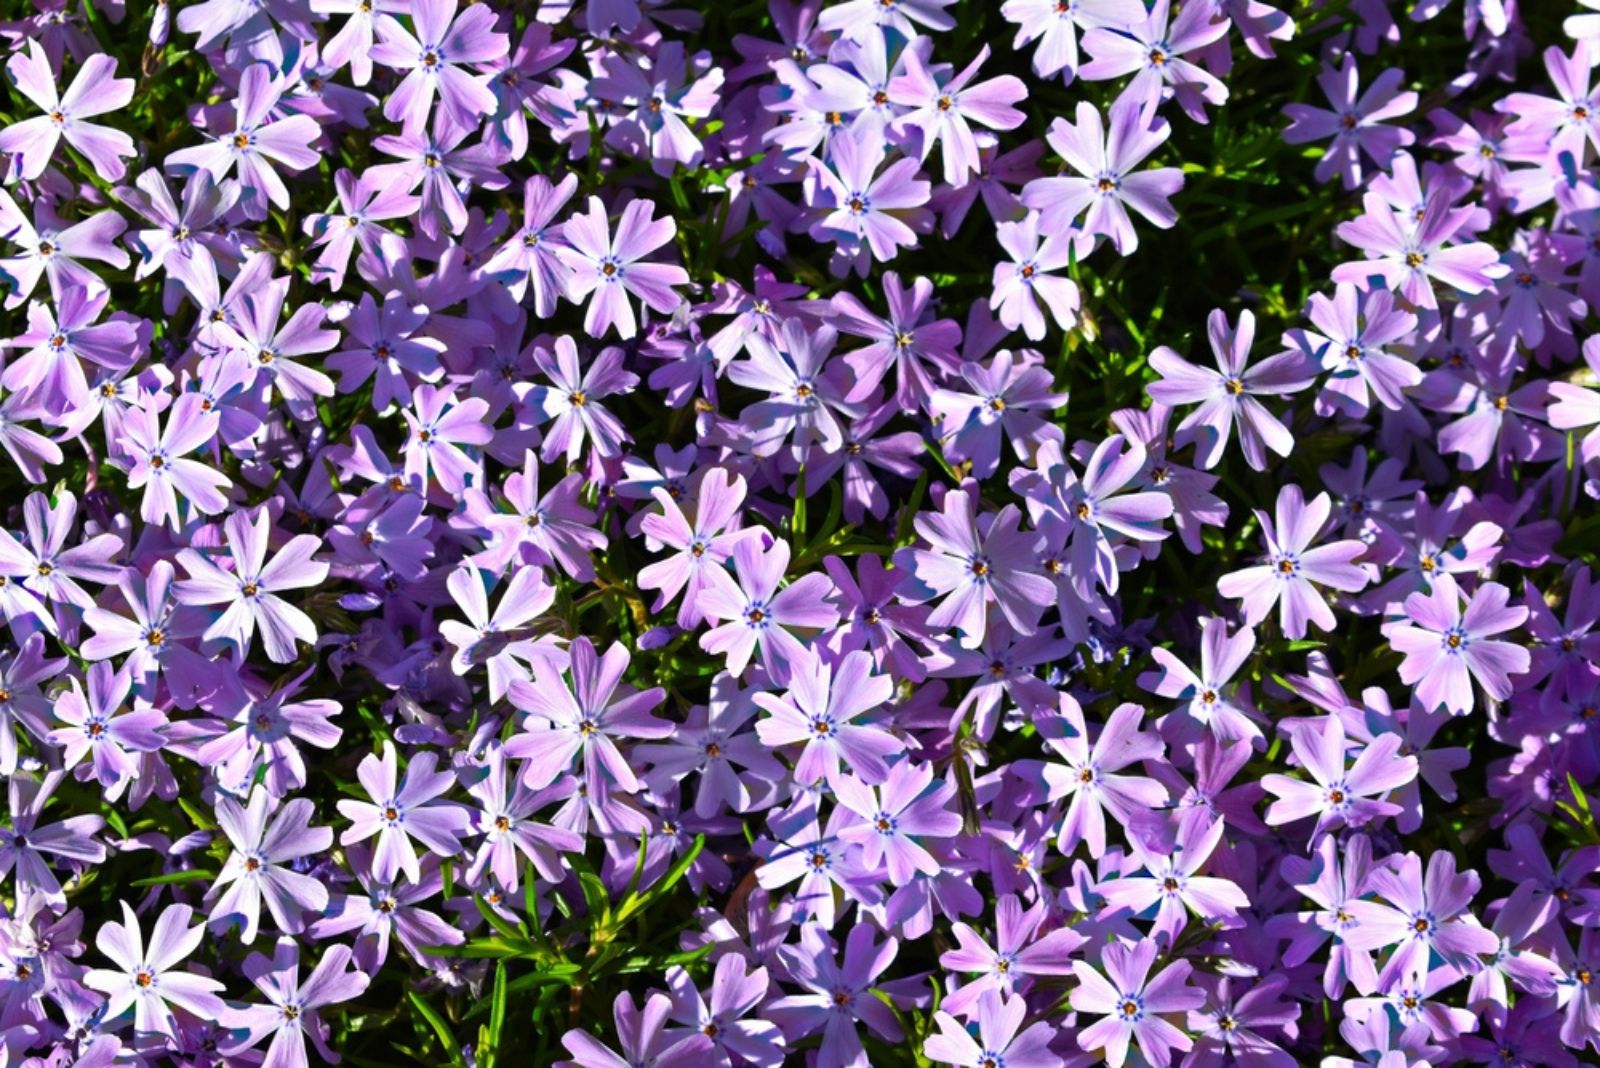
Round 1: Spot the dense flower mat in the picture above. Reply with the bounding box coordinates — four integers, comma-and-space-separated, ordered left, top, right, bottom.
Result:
0, 0, 1596, 1064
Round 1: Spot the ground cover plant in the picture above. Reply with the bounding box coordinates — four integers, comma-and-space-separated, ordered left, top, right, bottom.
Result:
0, 0, 1597, 1064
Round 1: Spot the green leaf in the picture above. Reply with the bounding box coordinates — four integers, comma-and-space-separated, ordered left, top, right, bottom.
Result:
130, 869, 218, 888
568, 852, 612, 924
1567, 773, 1592, 817
617, 834, 705, 924
432, 940, 516, 960
475, 896, 531, 947
792, 464, 808, 542
406, 991, 467, 1068
482, 960, 508, 1068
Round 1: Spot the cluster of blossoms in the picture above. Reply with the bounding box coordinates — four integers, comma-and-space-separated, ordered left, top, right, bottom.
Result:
0, 0, 1597, 1065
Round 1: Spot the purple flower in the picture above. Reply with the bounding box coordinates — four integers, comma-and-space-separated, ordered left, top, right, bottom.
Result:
887, 44, 1028, 187
1332, 188, 1508, 311
302, 170, 420, 290
0, 634, 62, 774
1266, 834, 1382, 998
753, 647, 901, 787
1097, 816, 1249, 943
0, 42, 135, 182
1217, 485, 1370, 640
756, 804, 882, 928
1079, 0, 1230, 124
1289, 283, 1422, 418
215, 266, 339, 420
824, 552, 932, 683
557, 196, 690, 340
829, 270, 962, 410
463, 745, 582, 891
368, 119, 509, 241
769, 923, 904, 1067
591, 42, 725, 175
461, 453, 606, 580
1386, 573, 1530, 716
990, 211, 1081, 341
504, 636, 671, 794
698, 537, 840, 680
1140, 616, 1264, 746
1019, 435, 1174, 599
897, 487, 1054, 649
1070, 936, 1205, 1068
0, 770, 105, 907
1148, 308, 1317, 471
835, 759, 961, 884
3, 288, 143, 419
1184, 974, 1301, 1068
440, 565, 556, 705
530, 336, 638, 464
370, 0, 509, 131
1021, 96, 1183, 256
1000, 0, 1130, 81
208, 789, 332, 943
194, 671, 343, 797
482, 173, 578, 317
560, 991, 712, 1068
924, 990, 1062, 1068
818, 0, 955, 41
336, 740, 472, 884
311, 0, 406, 86
308, 852, 463, 972
665, 954, 783, 1068
165, 62, 320, 220
1549, 927, 1600, 1052
639, 672, 785, 817
1343, 849, 1499, 987
175, 509, 329, 664
1498, 41, 1600, 161
47, 661, 168, 797
402, 383, 492, 495
939, 894, 1086, 1017
1282, 57, 1417, 189
638, 467, 755, 629
324, 293, 446, 412
726, 317, 853, 457
1029, 698, 1168, 857
0, 192, 130, 308
933, 354, 1067, 482
1261, 715, 1417, 837
223, 939, 371, 1068
807, 129, 933, 265
0, 490, 123, 614
83, 901, 227, 1041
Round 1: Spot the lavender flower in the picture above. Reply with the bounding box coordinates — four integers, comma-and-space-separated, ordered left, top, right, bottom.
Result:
1071, 937, 1205, 1068
83, 902, 227, 1041
1217, 485, 1370, 640
1386, 573, 1530, 715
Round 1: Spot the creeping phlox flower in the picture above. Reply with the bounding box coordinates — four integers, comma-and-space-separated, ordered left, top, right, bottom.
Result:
0, 0, 1593, 1066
